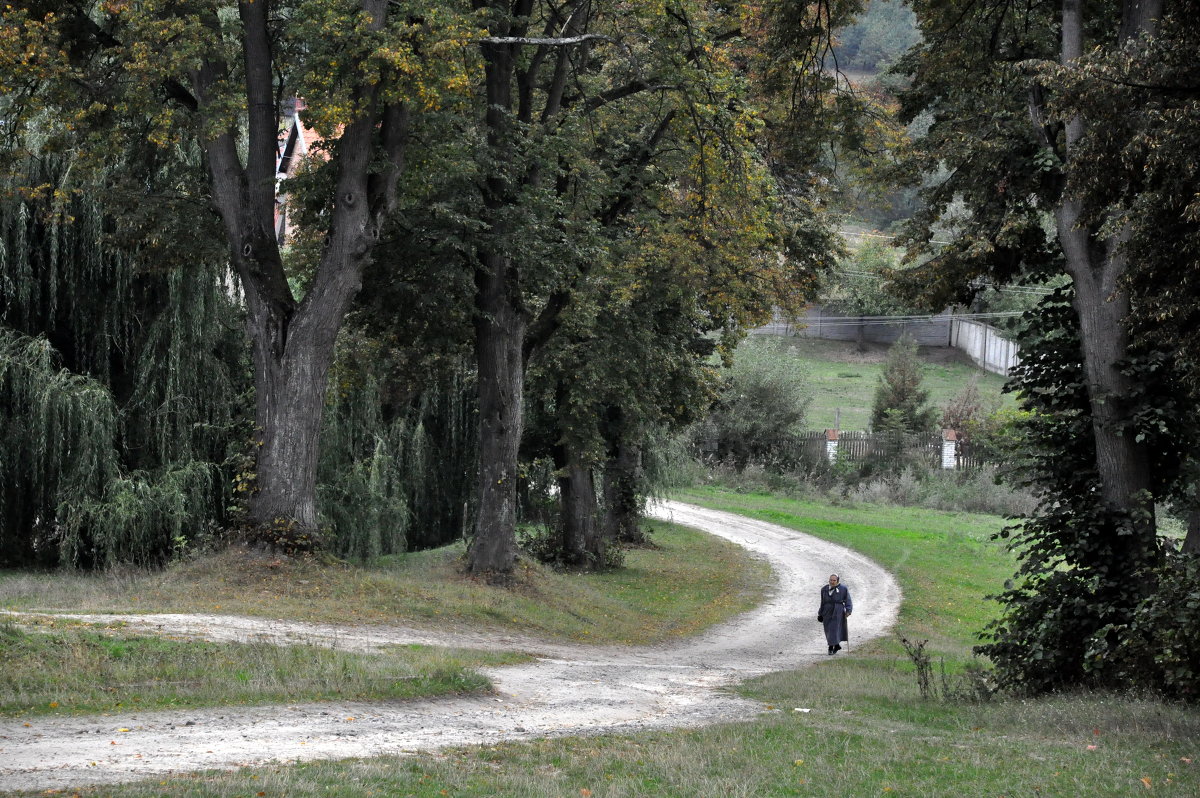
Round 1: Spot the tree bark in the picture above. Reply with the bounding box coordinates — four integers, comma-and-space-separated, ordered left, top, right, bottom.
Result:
1183, 506, 1200, 555
603, 433, 645, 545
1058, 209, 1156, 552
245, 300, 345, 539
553, 437, 602, 567
466, 255, 524, 575
465, 4, 534, 576
1052, 0, 1159, 567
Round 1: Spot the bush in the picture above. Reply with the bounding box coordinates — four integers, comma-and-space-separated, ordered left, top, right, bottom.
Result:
1103, 550, 1200, 701
691, 459, 1035, 518
696, 338, 811, 469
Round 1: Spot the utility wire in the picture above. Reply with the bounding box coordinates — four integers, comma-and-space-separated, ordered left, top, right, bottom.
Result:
838, 229, 955, 246
766, 311, 1024, 328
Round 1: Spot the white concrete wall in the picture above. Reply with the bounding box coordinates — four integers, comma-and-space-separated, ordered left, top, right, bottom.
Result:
753, 307, 1020, 377
950, 318, 1020, 376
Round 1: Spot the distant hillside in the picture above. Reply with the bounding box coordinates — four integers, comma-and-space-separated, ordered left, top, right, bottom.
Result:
833, 0, 920, 74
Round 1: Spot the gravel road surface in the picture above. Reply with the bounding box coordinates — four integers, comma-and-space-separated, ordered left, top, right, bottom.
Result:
0, 500, 901, 792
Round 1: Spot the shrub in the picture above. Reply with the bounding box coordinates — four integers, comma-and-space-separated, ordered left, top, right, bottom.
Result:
698, 338, 812, 469
1103, 550, 1200, 701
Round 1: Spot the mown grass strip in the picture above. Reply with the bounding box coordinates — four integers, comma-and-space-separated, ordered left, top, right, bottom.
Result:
0, 622, 526, 717
675, 485, 1017, 658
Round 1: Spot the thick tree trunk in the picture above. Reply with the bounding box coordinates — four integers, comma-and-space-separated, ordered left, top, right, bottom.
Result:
603, 447, 644, 545
1058, 212, 1156, 543
1053, 0, 1158, 567
244, 287, 356, 547
466, 258, 524, 575
465, 19, 529, 577
602, 411, 645, 545
1183, 506, 1200, 555
553, 439, 602, 567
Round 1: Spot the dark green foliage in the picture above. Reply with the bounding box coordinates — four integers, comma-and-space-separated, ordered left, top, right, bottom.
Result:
0, 157, 246, 567
977, 291, 1189, 694
1106, 551, 1200, 701
870, 334, 936, 435
0, 329, 120, 566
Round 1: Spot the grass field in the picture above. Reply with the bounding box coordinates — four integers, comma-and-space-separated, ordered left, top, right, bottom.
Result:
762, 335, 1014, 432
19, 491, 1197, 798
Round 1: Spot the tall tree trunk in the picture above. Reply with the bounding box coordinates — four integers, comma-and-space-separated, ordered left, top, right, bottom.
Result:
244, 282, 358, 545
1054, 0, 1159, 567
466, 256, 524, 575
465, 14, 530, 576
1183, 505, 1200, 555
602, 408, 645, 545
553, 438, 601, 567
1058, 214, 1156, 550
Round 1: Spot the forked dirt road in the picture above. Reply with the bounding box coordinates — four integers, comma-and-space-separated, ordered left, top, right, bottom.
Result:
0, 501, 901, 792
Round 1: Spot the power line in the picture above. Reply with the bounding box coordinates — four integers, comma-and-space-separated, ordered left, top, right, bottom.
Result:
827, 267, 1055, 297
784, 311, 1022, 328
837, 229, 955, 246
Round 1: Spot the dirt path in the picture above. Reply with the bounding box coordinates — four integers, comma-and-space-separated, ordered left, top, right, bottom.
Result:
0, 501, 901, 792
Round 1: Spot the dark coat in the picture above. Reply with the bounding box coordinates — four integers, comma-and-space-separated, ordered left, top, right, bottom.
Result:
818, 583, 852, 646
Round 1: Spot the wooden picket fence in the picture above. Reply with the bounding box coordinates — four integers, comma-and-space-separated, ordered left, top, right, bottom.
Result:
786, 430, 985, 470
698, 429, 987, 470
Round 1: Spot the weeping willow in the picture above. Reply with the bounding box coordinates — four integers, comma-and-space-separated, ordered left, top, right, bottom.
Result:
318, 328, 477, 561
0, 155, 247, 568
0, 330, 119, 565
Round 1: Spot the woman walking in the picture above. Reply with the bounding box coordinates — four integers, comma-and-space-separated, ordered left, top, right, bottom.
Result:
818, 573, 852, 654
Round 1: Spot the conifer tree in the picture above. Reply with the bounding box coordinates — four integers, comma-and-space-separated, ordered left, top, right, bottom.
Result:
870, 334, 935, 435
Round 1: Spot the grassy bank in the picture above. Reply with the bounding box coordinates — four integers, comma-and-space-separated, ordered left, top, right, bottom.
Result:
0, 521, 769, 646
21, 491, 1198, 797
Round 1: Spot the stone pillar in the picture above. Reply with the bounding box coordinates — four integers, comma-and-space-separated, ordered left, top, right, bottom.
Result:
825, 429, 839, 464
941, 429, 957, 469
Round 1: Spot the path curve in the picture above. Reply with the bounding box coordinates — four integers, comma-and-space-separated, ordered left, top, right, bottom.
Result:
0, 501, 901, 792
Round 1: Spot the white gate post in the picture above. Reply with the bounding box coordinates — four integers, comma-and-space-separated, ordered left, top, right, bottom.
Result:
941, 429, 957, 469
825, 429, 839, 464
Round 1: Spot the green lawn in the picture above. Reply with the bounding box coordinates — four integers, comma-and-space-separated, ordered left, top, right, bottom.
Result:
0, 621, 524, 717
772, 335, 1014, 431
30, 491, 1199, 798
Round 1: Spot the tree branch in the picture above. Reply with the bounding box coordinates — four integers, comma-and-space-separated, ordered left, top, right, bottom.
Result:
600, 110, 676, 227
481, 32, 616, 46
524, 290, 571, 364
239, 0, 279, 233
